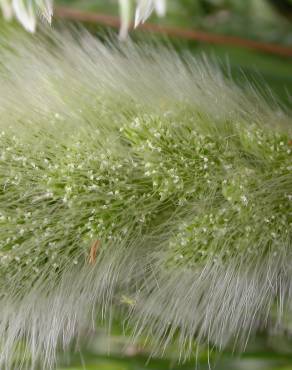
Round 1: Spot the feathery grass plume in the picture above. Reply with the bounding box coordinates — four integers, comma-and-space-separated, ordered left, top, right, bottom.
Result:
0, 24, 291, 368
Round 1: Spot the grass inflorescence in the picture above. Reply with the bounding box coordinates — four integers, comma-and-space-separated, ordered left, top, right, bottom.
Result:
0, 25, 291, 369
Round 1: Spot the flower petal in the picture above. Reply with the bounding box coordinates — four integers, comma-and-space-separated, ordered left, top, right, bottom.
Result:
118, 0, 131, 40
12, 0, 36, 32
134, 0, 154, 27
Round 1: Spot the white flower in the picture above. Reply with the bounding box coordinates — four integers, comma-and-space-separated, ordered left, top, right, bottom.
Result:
0, 0, 165, 35
134, 0, 166, 27
0, 0, 52, 32
12, 0, 36, 32
119, 0, 167, 39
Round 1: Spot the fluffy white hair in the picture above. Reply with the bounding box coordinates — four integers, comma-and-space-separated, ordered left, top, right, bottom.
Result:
0, 25, 291, 369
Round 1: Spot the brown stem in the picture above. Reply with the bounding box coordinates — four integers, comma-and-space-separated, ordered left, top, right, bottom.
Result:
55, 6, 292, 58
88, 240, 100, 265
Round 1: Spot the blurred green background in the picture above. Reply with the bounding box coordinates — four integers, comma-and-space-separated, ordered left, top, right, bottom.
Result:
55, 0, 292, 108
56, 329, 292, 370
3, 0, 292, 368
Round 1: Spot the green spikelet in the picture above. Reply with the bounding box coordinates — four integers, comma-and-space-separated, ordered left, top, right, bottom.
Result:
0, 25, 291, 368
